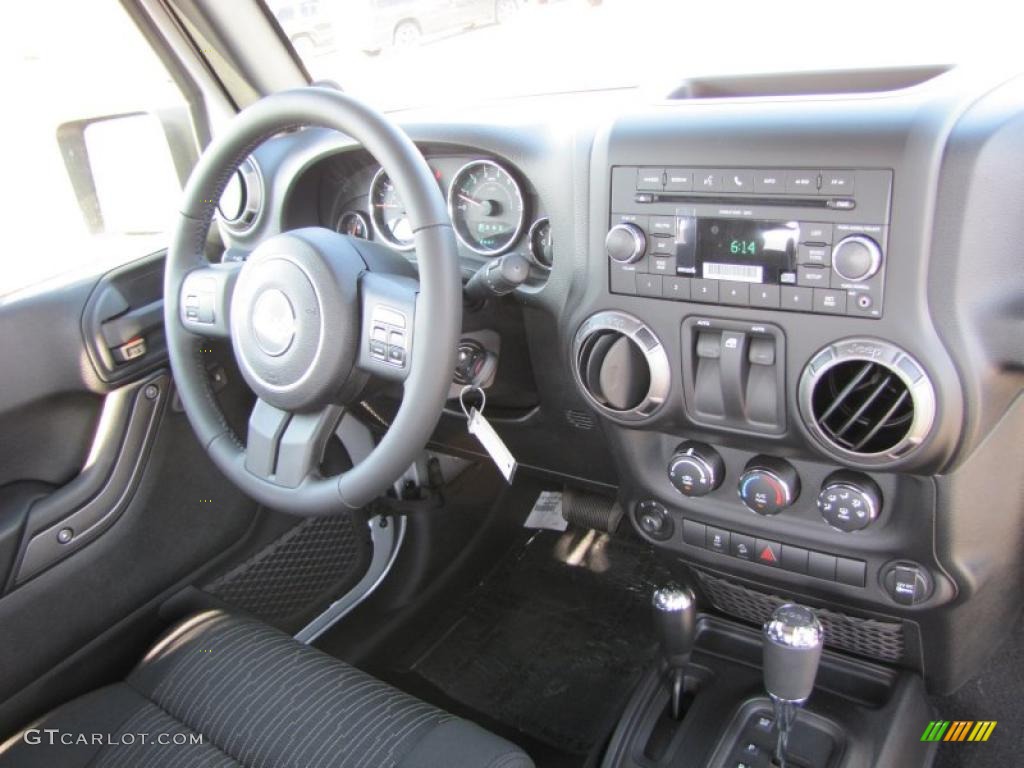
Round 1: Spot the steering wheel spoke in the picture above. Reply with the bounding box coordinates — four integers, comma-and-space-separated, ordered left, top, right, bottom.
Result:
355, 271, 419, 382
245, 399, 344, 488
178, 262, 242, 338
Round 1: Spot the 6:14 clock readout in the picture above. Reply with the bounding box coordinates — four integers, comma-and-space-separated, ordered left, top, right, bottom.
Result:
730, 239, 758, 255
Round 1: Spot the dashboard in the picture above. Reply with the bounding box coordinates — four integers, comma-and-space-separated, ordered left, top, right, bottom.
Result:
221, 66, 1024, 697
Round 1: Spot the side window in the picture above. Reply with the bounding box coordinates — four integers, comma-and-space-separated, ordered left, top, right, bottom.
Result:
1, 2, 190, 296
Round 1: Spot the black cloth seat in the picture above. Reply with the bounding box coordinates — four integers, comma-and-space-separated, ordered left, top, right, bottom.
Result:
0, 611, 533, 768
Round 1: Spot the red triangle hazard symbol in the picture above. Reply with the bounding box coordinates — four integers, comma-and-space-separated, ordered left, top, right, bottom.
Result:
759, 546, 777, 563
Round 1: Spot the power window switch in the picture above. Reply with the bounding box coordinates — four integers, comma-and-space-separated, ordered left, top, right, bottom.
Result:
748, 338, 775, 366
696, 332, 721, 359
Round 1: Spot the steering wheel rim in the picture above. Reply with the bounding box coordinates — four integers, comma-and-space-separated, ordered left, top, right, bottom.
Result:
164, 87, 461, 515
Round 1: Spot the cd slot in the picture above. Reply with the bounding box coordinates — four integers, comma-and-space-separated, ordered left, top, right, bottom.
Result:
635, 192, 854, 210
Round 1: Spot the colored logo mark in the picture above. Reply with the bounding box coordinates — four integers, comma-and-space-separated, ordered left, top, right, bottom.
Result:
921, 721, 997, 742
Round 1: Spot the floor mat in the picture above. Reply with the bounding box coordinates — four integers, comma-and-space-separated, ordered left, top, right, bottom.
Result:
932, 609, 1024, 768
403, 527, 673, 760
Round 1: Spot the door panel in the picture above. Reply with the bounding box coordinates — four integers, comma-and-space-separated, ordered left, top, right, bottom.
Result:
0, 252, 262, 733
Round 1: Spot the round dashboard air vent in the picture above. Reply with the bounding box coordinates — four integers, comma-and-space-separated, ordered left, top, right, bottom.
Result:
799, 339, 936, 466
218, 156, 264, 235
573, 311, 670, 421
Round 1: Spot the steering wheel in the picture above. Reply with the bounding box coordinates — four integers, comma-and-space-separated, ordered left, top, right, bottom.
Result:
164, 88, 461, 516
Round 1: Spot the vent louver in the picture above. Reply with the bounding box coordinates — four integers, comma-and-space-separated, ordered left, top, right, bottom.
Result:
799, 340, 936, 466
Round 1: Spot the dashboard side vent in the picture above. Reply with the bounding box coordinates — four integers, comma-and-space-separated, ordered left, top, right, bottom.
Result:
218, 156, 264, 236
572, 311, 670, 423
799, 339, 936, 466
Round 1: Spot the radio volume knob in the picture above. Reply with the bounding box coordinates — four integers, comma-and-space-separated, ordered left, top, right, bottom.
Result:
606, 223, 647, 264
832, 235, 882, 282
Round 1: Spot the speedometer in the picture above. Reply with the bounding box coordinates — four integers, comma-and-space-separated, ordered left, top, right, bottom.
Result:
448, 160, 525, 256
368, 168, 414, 251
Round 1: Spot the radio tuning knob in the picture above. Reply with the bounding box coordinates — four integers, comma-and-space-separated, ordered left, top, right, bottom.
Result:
668, 442, 724, 498
606, 223, 647, 265
832, 235, 882, 282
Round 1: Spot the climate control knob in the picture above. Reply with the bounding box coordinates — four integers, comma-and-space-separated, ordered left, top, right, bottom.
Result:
832, 235, 882, 282
818, 471, 882, 532
605, 223, 647, 264
738, 457, 800, 515
668, 442, 724, 498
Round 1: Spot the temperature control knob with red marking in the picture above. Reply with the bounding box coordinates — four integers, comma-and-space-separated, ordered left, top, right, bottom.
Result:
739, 457, 800, 516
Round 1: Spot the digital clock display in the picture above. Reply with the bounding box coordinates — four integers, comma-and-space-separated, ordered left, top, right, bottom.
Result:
674, 217, 799, 284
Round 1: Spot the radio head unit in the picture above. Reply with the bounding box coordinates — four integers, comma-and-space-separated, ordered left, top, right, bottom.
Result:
607, 167, 892, 318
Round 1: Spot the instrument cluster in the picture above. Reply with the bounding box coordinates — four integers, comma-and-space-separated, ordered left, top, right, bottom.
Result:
330, 154, 552, 272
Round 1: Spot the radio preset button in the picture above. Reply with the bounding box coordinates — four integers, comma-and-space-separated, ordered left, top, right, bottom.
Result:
719, 281, 750, 306
637, 168, 664, 190
780, 286, 813, 310
691, 279, 720, 303
662, 277, 691, 300
750, 284, 781, 309
636, 274, 663, 297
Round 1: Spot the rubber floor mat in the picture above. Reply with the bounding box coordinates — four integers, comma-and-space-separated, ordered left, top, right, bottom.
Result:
407, 527, 673, 757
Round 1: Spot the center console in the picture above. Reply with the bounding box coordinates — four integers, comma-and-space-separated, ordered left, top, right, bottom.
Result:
568, 97, 973, 698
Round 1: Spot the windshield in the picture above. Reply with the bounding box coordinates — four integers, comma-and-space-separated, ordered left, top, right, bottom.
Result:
273, 0, 1009, 112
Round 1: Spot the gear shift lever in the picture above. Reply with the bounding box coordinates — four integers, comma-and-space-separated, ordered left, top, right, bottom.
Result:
652, 586, 697, 720
763, 604, 824, 768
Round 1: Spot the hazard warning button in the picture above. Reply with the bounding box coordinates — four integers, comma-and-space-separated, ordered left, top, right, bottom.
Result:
755, 539, 782, 567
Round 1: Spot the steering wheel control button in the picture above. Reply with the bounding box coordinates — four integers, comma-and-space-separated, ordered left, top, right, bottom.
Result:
369, 306, 409, 368
738, 457, 800, 515
882, 562, 934, 606
635, 500, 674, 541
818, 472, 882, 532
251, 289, 296, 357
668, 442, 725, 497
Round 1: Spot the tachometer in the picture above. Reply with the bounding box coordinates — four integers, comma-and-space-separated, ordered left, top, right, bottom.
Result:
448, 160, 525, 256
368, 168, 414, 250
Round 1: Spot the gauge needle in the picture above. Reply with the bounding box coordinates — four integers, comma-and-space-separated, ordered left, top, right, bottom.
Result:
375, 203, 400, 209
459, 193, 484, 207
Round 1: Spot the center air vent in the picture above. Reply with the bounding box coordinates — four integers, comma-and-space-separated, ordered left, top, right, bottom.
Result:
799, 339, 936, 466
573, 311, 670, 422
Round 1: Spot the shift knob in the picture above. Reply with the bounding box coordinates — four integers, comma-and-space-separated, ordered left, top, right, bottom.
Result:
763, 603, 825, 704
653, 586, 697, 668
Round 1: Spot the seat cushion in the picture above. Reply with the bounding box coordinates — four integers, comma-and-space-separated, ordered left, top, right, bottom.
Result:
0, 611, 533, 768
